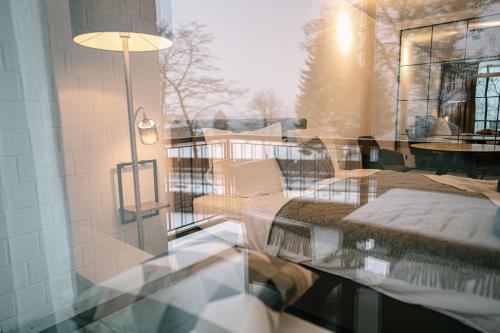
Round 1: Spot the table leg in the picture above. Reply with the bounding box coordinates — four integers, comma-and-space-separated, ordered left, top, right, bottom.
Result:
435, 152, 452, 175
463, 153, 478, 178
433, 153, 442, 175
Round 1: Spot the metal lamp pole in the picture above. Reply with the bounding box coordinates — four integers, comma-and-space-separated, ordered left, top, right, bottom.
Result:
120, 33, 145, 250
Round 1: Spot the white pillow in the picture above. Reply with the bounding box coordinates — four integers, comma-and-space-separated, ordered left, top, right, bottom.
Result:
202, 123, 283, 161
203, 122, 282, 141
208, 158, 284, 197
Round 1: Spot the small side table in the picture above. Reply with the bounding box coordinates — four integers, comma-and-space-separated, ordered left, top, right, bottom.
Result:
122, 201, 170, 223
117, 159, 169, 224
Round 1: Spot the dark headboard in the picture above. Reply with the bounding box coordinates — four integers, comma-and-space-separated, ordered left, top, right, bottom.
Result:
169, 118, 307, 140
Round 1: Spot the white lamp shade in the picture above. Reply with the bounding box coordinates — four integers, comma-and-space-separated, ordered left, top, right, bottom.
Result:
137, 118, 159, 145
70, 0, 172, 51
73, 32, 171, 51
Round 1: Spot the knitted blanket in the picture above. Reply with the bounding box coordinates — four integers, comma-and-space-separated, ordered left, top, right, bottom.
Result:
268, 171, 500, 299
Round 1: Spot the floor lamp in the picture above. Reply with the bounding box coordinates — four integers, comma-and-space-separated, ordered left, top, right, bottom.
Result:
70, 1, 172, 249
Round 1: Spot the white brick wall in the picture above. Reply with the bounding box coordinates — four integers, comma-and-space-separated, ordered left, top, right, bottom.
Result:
0, 0, 169, 331
4, 207, 45, 237
8, 234, 41, 263
0, 242, 8, 267
0, 294, 16, 322
0, 73, 23, 101
15, 283, 46, 313
4, 182, 37, 210
0, 158, 18, 185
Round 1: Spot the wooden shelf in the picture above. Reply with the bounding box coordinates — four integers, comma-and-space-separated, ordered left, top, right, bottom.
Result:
123, 201, 169, 215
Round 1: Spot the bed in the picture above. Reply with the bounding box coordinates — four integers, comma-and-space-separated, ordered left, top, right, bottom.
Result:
174, 119, 500, 333
194, 172, 500, 333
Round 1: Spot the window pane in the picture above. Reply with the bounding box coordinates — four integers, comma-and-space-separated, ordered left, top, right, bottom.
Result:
490, 121, 500, 130
467, 14, 500, 58
399, 65, 430, 100
431, 21, 467, 62
398, 100, 429, 134
401, 27, 432, 66
429, 64, 442, 99
487, 77, 500, 97
486, 98, 499, 120
474, 121, 484, 132
475, 97, 486, 119
476, 77, 486, 97
490, 65, 500, 72
475, 121, 485, 132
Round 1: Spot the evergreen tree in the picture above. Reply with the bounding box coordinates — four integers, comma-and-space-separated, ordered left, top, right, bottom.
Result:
296, 5, 347, 132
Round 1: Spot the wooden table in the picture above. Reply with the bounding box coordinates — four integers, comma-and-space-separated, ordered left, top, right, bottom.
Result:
440, 135, 499, 144
410, 143, 500, 177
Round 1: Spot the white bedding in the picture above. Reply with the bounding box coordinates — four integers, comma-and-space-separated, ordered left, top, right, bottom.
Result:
344, 188, 500, 251
194, 192, 290, 251
194, 170, 380, 249
193, 171, 500, 333
425, 174, 500, 207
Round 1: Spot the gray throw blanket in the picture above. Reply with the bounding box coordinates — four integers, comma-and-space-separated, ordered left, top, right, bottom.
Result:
268, 171, 500, 299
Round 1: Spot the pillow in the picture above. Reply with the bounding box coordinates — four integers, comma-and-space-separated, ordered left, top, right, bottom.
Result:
208, 158, 284, 197
203, 123, 283, 162
203, 122, 283, 141
276, 134, 335, 190
196, 247, 317, 311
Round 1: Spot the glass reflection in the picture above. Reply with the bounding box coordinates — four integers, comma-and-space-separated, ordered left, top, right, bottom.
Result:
1, 0, 500, 332
277, 180, 500, 305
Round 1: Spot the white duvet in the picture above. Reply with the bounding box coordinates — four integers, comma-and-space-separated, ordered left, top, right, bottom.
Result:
194, 171, 500, 333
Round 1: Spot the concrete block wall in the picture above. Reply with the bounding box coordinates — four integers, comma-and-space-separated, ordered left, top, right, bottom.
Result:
0, 0, 169, 331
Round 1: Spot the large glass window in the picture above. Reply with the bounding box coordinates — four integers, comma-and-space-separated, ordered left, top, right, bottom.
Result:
398, 15, 500, 138
475, 61, 500, 132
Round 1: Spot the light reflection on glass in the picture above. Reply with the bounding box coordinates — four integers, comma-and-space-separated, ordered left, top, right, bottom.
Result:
337, 10, 353, 54
364, 256, 390, 276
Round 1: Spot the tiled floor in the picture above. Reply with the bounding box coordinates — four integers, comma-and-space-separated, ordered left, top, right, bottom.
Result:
42, 220, 332, 333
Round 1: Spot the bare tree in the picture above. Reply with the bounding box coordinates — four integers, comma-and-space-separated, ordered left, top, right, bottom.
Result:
248, 89, 283, 119
159, 22, 245, 138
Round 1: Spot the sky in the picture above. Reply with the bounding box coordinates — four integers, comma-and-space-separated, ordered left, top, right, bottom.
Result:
167, 0, 327, 117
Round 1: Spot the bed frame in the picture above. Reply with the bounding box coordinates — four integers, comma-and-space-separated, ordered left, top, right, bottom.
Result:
289, 266, 480, 333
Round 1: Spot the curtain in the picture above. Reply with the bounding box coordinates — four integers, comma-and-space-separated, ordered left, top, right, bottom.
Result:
438, 62, 479, 133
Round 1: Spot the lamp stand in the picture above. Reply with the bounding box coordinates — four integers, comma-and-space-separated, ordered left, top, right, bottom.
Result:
121, 34, 145, 250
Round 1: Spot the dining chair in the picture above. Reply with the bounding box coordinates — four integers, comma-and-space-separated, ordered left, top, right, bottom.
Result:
357, 136, 410, 172
406, 129, 435, 169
